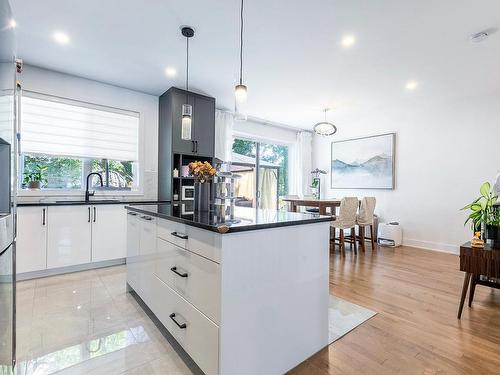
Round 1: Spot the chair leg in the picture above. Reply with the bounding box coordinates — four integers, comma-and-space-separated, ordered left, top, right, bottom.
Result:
370, 224, 376, 250
339, 229, 345, 256
352, 227, 357, 254
359, 226, 366, 252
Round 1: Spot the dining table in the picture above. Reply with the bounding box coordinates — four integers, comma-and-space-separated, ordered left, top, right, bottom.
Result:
282, 197, 341, 215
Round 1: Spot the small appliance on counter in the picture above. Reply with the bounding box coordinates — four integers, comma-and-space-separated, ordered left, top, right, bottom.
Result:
377, 222, 402, 247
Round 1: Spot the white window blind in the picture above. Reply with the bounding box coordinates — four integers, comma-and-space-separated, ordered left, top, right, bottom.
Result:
21, 93, 139, 161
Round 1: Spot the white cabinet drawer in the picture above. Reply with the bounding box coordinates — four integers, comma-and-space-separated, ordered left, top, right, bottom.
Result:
156, 238, 220, 324
152, 276, 219, 375
157, 219, 221, 263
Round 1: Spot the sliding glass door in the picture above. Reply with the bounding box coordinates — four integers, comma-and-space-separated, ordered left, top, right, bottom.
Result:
231, 138, 288, 210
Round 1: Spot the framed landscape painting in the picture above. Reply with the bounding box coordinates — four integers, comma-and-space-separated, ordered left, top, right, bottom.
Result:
331, 133, 395, 189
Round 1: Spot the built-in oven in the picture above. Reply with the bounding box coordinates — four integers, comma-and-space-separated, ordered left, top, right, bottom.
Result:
181, 185, 195, 201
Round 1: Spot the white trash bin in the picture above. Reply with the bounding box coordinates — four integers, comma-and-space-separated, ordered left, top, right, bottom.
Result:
377, 222, 402, 247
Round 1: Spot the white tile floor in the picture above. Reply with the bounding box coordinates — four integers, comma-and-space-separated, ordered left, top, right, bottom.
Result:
16, 265, 192, 375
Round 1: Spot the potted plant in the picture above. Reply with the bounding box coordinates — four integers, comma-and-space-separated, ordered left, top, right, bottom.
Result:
188, 161, 216, 212
462, 181, 500, 247
23, 165, 48, 189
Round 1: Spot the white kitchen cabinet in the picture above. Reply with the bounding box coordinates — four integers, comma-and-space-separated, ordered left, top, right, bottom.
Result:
16, 206, 48, 273
47, 205, 92, 269
91, 204, 127, 262
126, 211, 141, 293
138, 213, 157, 307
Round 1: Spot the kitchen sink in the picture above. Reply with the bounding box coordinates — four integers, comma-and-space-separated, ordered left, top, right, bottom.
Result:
55, 199, 120, 204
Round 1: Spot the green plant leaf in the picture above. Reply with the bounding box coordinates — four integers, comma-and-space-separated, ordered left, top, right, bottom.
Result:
480, 182, 491, 198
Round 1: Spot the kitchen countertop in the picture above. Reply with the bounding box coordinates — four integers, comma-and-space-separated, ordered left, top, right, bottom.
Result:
17, 199, 169, 207
125, 203, 333, 233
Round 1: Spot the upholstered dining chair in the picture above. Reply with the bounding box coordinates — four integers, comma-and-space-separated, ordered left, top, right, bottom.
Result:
355, 197, 376, 251
330, 197, 359, 256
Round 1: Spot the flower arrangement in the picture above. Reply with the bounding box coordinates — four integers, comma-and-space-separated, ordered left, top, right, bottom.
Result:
188, 161, 216, 183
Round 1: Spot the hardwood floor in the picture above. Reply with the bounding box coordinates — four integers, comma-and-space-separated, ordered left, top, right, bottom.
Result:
288, 245, 500, 375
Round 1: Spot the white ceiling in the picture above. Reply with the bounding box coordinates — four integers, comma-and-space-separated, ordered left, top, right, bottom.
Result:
10, 0, 500, 129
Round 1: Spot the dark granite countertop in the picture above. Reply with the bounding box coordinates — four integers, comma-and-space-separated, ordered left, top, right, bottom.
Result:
17, 199, 169, 207
125, 203, 333, 234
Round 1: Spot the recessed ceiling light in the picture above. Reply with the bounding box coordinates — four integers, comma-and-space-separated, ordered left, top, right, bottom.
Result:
341, 35, 356, 48
405, 80, 418, 91
53, 31, 70, 45
9, 19, 16, 28
165, 67, 177, 77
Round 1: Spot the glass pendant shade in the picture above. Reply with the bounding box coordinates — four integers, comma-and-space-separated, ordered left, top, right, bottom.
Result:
234, 84, 248, 121
181, 103, 192, 140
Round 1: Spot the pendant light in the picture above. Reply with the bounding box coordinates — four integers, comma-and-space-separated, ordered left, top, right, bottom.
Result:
181, 26, 194, 140
313, 108, 337, 136
234, 0, 248, 120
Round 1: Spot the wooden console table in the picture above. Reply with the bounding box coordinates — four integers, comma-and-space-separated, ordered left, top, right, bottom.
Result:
457, 242, 500, 319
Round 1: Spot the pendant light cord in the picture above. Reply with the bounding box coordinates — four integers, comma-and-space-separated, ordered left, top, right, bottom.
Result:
186, 36, 189, 92
239, 0, 244, 85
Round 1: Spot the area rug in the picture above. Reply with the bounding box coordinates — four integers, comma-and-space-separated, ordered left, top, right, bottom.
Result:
328, 295, 377, 344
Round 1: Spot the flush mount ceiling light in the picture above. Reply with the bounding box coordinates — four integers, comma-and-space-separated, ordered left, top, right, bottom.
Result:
9, 19, 16, 28
181, 26, 194, 141
341, 34, 356, 48
165, 67, 177, 78
53, 31, 70, 45
234, 0, 248, 121
313, 109, 337, 136
405, 80, 418, 91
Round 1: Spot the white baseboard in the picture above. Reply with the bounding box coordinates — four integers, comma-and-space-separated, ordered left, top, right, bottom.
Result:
17, 258, 126, 281
403, 238, 459, 254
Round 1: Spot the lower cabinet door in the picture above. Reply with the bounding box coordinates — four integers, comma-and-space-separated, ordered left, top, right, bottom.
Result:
152, 275, 219, 375
16, 206, 48, 273
47, 205, 92, 269
156, 238, 220, 324
126, 212, 141, 293
138, 214, 157, 307
91, 205, 127, 262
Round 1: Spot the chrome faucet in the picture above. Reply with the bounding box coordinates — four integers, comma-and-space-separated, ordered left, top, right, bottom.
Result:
85, 173, 104, 201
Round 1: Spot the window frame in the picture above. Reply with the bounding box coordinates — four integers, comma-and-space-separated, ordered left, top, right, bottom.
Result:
231, 136, 290, 209
18, 91, 143, 197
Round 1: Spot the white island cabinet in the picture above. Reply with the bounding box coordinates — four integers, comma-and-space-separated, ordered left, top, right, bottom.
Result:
126, 205, 331, 375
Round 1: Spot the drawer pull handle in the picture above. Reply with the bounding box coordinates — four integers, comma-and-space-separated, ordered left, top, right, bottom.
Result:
169, 313, 187, 329
171, 231, 188, 240
171, 266, 188, 278
141, 216, 153, 221
127, 212, 138, 216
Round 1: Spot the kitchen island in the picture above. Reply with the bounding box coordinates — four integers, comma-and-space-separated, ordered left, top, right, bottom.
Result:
125, 203, 332, 375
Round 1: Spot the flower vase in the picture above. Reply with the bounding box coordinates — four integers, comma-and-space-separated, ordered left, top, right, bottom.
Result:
194, 182, 211, 212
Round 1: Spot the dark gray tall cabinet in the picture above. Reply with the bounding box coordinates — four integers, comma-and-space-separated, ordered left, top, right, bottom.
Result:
158, 87, 216, 209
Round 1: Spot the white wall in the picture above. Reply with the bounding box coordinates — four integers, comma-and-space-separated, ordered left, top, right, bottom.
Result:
19, 65, 159, 199
312, 94, 500, 254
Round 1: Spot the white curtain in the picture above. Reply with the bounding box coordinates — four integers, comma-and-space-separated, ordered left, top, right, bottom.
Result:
292, 131, 313, 196
215, 110, 234, 162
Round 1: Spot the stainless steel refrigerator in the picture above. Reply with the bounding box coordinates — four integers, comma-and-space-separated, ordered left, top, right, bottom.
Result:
0, 0, 18, 373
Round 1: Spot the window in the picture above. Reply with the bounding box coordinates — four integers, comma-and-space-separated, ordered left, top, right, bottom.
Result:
20, 93, 139, 191
231, 138, 288, 210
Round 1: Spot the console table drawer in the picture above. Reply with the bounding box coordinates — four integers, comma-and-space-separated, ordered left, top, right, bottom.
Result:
155, 237, 220, 324
157, 218, 221, 263
153, 276, 219, 375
